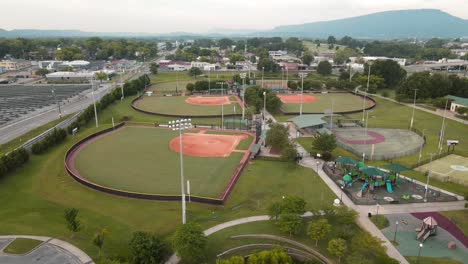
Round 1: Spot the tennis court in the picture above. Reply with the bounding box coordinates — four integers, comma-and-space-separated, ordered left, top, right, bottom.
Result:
415, 154, 468, 186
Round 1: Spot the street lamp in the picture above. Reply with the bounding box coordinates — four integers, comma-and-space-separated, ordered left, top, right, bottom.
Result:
376, 203, 380, 215
410, 89, 418, 130
217, 81, 226, 129
298, 72, 308, 116
50, 89, 62, 118
168, 118, 192, 224
416, 243, 423, 264
418, 128, 426, 164
340, 186, 344, 203
316, 160, 320, 171
263, 91, 266, 123
240, 73, 247, 120
261, 67, 265, 88
424, 153, 435, 202
393, 221, 399, 243
362, 62, 372, 124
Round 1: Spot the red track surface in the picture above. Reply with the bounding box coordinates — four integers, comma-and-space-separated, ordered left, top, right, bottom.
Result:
185, 96, 230, 106
334, 130, 385, 145
169, 132, 248, 157
277, 94, 317, 104
412, 212, 468, 248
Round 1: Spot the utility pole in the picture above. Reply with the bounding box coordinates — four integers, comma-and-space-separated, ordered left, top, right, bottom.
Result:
410, 89, 418, 130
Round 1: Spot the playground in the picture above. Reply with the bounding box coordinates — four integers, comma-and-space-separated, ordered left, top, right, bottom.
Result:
67, 126, 253, 199
381, 213, 468, 263
323, 157, 458, 205
333, 128, 424, 160
415, 154, 468, 187
280, 93, 375, 114
132, 95, 243, 117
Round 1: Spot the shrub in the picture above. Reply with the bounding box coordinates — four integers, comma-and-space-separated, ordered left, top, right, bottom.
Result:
381, 90, 390, 97
31, 128, 67, 155
0, 148, 29, 178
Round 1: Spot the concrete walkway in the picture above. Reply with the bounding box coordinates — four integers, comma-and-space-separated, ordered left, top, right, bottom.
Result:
0, 235, 94, 264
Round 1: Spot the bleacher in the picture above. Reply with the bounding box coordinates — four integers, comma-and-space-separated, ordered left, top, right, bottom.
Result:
0, 84, 91, 125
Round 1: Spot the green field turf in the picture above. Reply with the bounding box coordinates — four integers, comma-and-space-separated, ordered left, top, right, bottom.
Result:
75, 126, 250, 198
148, 81, 192, 93
3, 238, 42, 254
281, 93, 372, 113
415, 154, 468, 187
135, 95, 241, 116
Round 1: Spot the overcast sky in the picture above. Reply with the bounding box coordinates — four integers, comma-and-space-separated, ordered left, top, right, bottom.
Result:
2, 0, 468, 33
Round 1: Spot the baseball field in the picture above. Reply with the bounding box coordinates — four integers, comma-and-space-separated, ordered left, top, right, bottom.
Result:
280, 93, 374, 114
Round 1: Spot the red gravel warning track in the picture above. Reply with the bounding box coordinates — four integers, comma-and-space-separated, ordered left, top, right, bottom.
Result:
169, 132, 248, 157
334, 130, 385, 145
185, 96, 230, 106
277, 94, 317, 104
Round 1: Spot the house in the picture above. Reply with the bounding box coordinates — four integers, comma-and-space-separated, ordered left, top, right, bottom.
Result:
0, 59, 31, 71
444, 95, 468, 112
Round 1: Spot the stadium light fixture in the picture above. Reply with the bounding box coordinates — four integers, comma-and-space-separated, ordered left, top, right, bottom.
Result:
216, 82, 226, 129
298, 72, 308, 116
168, 118, 192, 224
240, 73, 247, 120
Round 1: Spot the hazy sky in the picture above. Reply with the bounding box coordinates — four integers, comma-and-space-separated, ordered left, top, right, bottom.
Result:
2, 0, 468, 33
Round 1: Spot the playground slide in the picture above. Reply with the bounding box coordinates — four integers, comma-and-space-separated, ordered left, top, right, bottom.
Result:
417, 228, 427, 241
359, 182, 368, 191
386, 182, 393, 193
421, 230, 431, 242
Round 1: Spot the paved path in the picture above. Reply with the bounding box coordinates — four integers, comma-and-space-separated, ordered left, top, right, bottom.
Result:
0, 235, 93, 264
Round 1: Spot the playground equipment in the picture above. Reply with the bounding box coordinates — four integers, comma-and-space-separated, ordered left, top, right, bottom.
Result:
415, 216, 438, 242
386, 181, 393, 193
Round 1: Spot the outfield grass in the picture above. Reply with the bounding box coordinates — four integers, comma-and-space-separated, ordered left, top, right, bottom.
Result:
74, 126, 246, 198
440, 210, 468, 237
406, 256, 464, 264
3, 238, 42, 254
281, 93, 372, 113
0, 114, 72, 156
148, 80, 192, 93
135, 96, 241, 116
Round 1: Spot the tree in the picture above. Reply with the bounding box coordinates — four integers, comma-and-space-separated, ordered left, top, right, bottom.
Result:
334, 47, 358, 65
327, 238, 347, 262
172, 222, 207, 263
257, 57, 280, 73
287, 80, 298, 90
307, 219, 331, 246
95, 72, 107, 83
267, 202, 282, 220
302, 53, 314, 66
281, 143, 298, 162
129, 231, 168, 264
93, 229, 107, 257
366, 60, 406, 88
216, 256, 245, 264
64, 208, 81, 237
247, 249, 292, 264
281, 196, 306, 214
35, 68, 49, 76
425, 38, 445, 48
277, 213, 302, 236
327, 36, 337, 45
317, 61, 332, 75
218, 38, 235, 49
188, 67, 202, 78
228, 53, 243, 64
150, 62, 159, 75
265, 123, 289, 150
186, 83, 195, 93
312, 133, 337, 154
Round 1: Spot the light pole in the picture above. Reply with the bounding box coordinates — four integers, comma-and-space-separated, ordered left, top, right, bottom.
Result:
91, 78, 99, 128
362, 62, 372, 125
410, 89, 418, 130
208, 69, 211, 95
240, 73, 247, 120
393, 221, 399, 243
424, 153, 435, 202
263, 91, 266, 123
298, 72, 307, 116
364, 110, 370, 157
418, 129, 426, 164
176, 69, 179, 94
261, 67, 265, 88
217, 82, 225, 129
340, 186, 344, 203
168, 118, 192, 224
416, 243, 423, 264
376, 203, 380, 215
50, 89, 62, 118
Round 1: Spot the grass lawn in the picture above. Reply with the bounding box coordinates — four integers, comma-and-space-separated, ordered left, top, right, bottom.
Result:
440, 210, 468, 237
370, 215, 390, 230
148, 80, 192, 93
3, 238, 42, 254
303, 41, 344, 54
281, 93, 371, 114
74, 126, 247, 198
406, 256, 464, 264
0, 114, 72, 155
135, 96, 241, 116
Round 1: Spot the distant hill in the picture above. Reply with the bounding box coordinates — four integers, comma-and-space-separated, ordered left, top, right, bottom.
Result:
270, 9, 468, 39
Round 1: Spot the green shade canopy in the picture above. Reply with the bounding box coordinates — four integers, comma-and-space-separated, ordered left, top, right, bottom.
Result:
384, 163, 410, 173
335, 156, 357, 165
288, 114, 326, 129
356, 161, 366, 169
250, 144, 261, 154
361, 167, 386, 177
343, 174, 352, 182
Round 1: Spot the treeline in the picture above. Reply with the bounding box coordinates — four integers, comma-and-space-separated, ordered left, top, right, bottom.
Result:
364, 41, 455, 60
0, 37, 158, 61
68, 74, 150, 133
31, 128, 67, 154
185, 80, 229, 93
397, 72, 468, 99
244, 86, 282, 114
0, 148, 29, 178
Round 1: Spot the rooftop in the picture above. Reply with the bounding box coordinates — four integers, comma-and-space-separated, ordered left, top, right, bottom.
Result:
288, 114, 326, 129
445, 95, 468, 107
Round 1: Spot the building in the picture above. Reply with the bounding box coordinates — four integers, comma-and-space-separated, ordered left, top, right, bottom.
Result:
350, 56, 407, 66
451, 49, 468, 57
191, 61, 210, 69
0, 67, 6, 74
45, 71, 94, 83
167, 63, 190, 71
39, 60, 91, 71
158, 60, 173, 68
269, 50, 288, 57
445, 95, 468, 112
0, 60, 31, 71
288, 114, 329, 136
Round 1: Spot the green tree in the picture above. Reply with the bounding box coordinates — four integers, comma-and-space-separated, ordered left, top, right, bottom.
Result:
327, 36, 337, 45
92, 229, 107, 257
129, 231, 168, 264
218, 38, 235, 49
302, 53, 314, 66
150, 62, 159, 75
334, 47, 358, 65
281, 143, 298, 162
35, 68, 49, 76
172, 222, 207, 263
366, 60, 406, 88
267, 202, 283, 220
327, 238, 347, 262
257, 57, 280, 73
354, 74, 385, 92
186, 83, 195, 92
317, 61, 332, 75
64, 208, 80, 237
307, 219, 331, 246
94, 72, 107, 83
229, 53, 243, 64
247, 249, 292, 264
188, 67, 202, 78
425, 38, 445, 48
265, 123, 289, 150
287, 80, 298, 90
277, 213, 302, 236
216, 256, 245, 264
281, 196, 307, 214
312, 133, 337, 154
